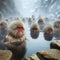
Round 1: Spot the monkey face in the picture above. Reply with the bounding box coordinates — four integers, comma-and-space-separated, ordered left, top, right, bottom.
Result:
54, 20, 60, 28
9, 20, 24, 38
30, 24, 39, 39
38, 18, 44, 25
44, 29, 53, 41
31, 28, 38, 32
31, 27, 39, 39
15, 26, 24, 37
44, 25, 53, 41
0, 20, 7, 29
46, 29, 53, 34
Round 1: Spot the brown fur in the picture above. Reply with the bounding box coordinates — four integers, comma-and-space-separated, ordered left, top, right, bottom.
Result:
4, 20, 26, 43
30, 23, 40, 31
0, 20, 7, 27
43, 25, 54, 32
3, 20, 26, 60
38, 18, 44, 23
54, 19, 60, 29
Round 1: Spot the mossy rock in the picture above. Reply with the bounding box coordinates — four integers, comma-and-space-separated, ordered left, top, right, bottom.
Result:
50, 40, 60, 50
0, 50, 12, 60
37, 49, 60, 60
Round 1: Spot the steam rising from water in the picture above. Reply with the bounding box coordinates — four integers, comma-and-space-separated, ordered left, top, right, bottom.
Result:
0, 0, 60, 19
14, 0, 60, 18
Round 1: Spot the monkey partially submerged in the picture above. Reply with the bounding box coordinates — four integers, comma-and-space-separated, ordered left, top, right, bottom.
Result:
0, 20, 8, 41
28, 18, 32, 27
43, 25, 54, 41
3, 20, 26, 60
38, 18, 45, 31
30, 23, 40, 39
54, 20, 60, 40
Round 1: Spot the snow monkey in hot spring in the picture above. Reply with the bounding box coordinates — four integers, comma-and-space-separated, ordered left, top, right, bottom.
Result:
54, 19, 60, 39
30, 23, 40, 39
28, 17, 32, 26
3, 20, 26, 60
38, 18, 45, 31
0, 20, 8, 41
43, 25, 54, 41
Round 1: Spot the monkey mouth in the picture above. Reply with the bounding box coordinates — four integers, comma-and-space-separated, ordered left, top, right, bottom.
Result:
17, 31, 23, 36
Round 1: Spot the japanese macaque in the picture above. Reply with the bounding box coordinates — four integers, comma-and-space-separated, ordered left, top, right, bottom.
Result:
32, 15, 35, 23
43, 25, 54, 41
44, 17, 49, 24
28, 18, 32, 26
0, 20, 8, 41
4, 20, 26, 60
22, 18, 25, 23
54, 20, 60, 39
38, 18, 45, 31
14, 17, 19, 20
30, 23, 40, 39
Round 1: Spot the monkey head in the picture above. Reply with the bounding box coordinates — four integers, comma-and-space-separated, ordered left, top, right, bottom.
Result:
8, 20, 25, 38
54, 20, 60, 29
43, 25, 54, 40
30, 23, 39, 32
30, 23, 40, 39
43, 25, 54, 34
38, 18, 44, 24
0, 20, 7, 28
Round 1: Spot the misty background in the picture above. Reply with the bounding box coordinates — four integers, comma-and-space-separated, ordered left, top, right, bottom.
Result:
0, 0, 60, 19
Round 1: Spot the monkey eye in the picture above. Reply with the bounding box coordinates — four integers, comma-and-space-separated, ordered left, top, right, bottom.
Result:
32, 28, 37, 30
47, 29, 52, 33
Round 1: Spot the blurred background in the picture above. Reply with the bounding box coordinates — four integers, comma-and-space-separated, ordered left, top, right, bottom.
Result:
0, 0, 60, 19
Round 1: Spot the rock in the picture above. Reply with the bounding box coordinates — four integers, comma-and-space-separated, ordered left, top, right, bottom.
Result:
0, 50, 12, 60
50, 40, 60, 50
25, 57, 31, 60
37, 49, 60, 60
25, 54, 40, 60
